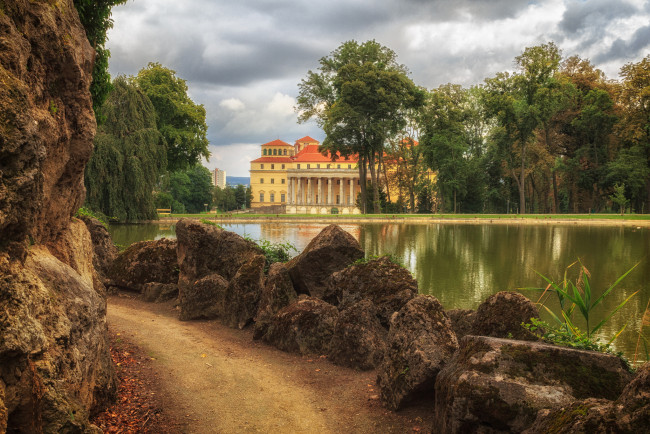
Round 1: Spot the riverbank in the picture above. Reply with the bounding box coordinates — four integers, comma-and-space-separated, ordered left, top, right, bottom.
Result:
154, 213, 650, 227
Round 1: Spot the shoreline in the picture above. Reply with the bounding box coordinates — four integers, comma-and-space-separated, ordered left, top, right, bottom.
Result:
150, 215, 650, 227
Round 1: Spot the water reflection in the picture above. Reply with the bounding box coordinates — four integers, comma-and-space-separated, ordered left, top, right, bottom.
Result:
108, 222, 649, 359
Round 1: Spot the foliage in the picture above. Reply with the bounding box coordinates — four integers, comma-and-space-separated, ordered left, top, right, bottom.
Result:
522, 318, 629, 364
134, 63, 210, 172
633, 298, 650, 366
84, 77, 166, 221
352, 254, 404, 267
163, 165, 213, 213
75, 207, 110, 228
73, 0, 127, 122
200, 219, 223, 229
609, 184, 629, 215
243, 235, 297, 271
529, 260, 639, 339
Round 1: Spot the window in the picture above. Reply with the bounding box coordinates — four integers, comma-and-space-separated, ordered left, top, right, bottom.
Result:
271, 164, 275, 169
260, 193, 264, 202
281, 164, 285, 169
337, 164, 341, 168
271, 178, 275, 184
317, 164, 320, 168
273, 149, 277, 155
297, 164, 301, 169
260, 178, 264, 184
283, 149, 287, 155
348, 164, 351, 169
336, 195, 340, 204
270, 193, 275, 202
307, 164, 310, 169
281, 179, 285, 184
327, 164, 330, 169
263, 149, 267, 155
337, 180, 340, 185
261, 164, 264, 169
281, 193, 285, 202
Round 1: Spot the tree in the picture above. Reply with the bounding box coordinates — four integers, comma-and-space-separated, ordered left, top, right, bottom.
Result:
73, 0, 127, 122
84, 77, 166, 221
135, 63, 210, 171
609, 184, 628, 215
484, 42, 562, 213
166, 165, 213, 213
297, 40, 423, 213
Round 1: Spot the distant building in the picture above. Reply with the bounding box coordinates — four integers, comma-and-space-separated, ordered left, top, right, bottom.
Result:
212, 168, 226, 189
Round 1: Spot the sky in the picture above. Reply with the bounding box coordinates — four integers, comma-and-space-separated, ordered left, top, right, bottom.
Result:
107, 0, 650, 177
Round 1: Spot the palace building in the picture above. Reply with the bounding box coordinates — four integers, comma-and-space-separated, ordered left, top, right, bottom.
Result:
249, 136, 363, 214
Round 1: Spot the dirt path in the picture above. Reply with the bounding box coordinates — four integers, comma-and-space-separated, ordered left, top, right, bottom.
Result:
107, 295, 432, 433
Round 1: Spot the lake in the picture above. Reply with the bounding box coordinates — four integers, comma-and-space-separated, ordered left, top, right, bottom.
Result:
108, 221, 649, 362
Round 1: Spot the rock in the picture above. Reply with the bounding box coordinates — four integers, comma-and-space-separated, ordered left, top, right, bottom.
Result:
253, 263, 298, 340
471, 291, 540, 340
377, 295, 458, 410
0, 0, 96, 254
285, 224, 364, 299
79, 216, 118, 283
261, 297, 339, 355
178, 274, 229, 321
142, 283, 178, 303
446, 309, 476, 341
107, 238, 178, 292
328, 256, 417, 326
222, 254, 266, 329
0, 223, 116, 432
176, 218, 262, 291
328, 299, 387, 370
434, 335, 634, 434
524, 362, 649, 433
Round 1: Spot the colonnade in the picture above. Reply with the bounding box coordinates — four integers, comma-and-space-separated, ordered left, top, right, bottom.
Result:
287, 175, 358, 207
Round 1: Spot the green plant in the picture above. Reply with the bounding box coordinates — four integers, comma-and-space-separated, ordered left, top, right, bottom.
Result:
243, 235, 297, 271
75, 207, 109, 228
523, 318, 630, 368
200, 219, 223, 229
48, 100, 57, 115
352, 254, 404, 267
633, 298, 650, 365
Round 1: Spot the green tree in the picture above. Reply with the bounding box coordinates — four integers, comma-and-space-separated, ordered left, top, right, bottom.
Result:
135, 63, 210, 171
297, 40, 423, 213
234, 184, 247, 209
84, 77, 166, 221
609, 184, 629, 215
73, 0, 127, 122
167, 165, 213, 213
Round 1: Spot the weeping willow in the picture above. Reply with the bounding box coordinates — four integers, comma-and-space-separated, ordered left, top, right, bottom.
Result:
85, 77, 166, 221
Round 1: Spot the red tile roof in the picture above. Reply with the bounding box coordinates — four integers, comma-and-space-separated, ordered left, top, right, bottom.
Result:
292, 144, 358, 163
250, 156, 294, 163
295, 136, 319, 144
262, 139, 292, 147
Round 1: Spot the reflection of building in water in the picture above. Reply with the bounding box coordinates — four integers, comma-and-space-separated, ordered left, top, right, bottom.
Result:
258, 223, 361, 253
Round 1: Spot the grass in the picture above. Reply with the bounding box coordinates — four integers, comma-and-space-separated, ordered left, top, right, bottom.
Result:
158, 212, 650, 221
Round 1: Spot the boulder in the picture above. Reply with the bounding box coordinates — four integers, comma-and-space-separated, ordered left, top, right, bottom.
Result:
79, 216, 118, 283
222, 254, 266, 329
176, 218, 262, 289
446, 309, 476, 341
471, 291, 540, 340
142, 283, 178, 303
328, 256, 417, 326
328, 299, 387, 370
254, 263, 298, 340
107, 238, 178, 292
434, 336, 634, 434
377, 295, 458, 410
178, 273, 229, 321
285, 224, 364, 299
524, 362, 649, 433
260, 296, 339, 355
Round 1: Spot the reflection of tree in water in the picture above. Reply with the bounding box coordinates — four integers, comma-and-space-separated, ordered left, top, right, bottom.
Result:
108, 224, 176, 247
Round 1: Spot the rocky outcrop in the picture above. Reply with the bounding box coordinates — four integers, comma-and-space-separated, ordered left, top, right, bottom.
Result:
328, 299, 387, 370
260, 297, 339, 355
179, 274, 229, 320
142, 282, 181, 303
328, 256, 417, 325
222, 254, 266, 329
254, 262, 298, 339
377, 295, 458, 410
285, 224, 364, 298
434, 335, 633, 433
108, 238, 178, 293
524, 361, 649, 433
79, 216, 118, 283
0, 1, 115, 431
471, 291, 540, 340
0, 221, 116, 432
446, 308, 476, 341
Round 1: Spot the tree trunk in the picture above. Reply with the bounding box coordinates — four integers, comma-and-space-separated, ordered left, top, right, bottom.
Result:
369, 150, 381, 213
453, 189, 457, 214
358, 154, 368, 214
552, 169, 559, 213
519, 142, 526, 214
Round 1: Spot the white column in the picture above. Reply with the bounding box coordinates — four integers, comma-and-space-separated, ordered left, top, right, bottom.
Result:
297, 177, 302, 205
328, 177, 333, 205
349, 178, 354, 205
339, 177, 344, 205
307, 178, 312, 205
287, 177, 292, 204
317, 178, 322, 205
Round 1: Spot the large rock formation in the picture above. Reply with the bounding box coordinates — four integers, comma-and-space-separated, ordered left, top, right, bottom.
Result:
434, 336, 633, 433
107, 238, 178, 292
285, 224, 364, 298
377, 295, 458, 410
178, 273, 229, 320
0, 1, 116, 431
328, 256, 417, 325
222, 254, 266, 329
79, 216, 118, 284
524, 362, 649, 433
471, 291, 541, 340
253, 262, 298, 339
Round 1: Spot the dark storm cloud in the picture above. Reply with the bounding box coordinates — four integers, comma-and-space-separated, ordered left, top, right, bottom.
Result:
400, 0, 531, 21
595, 24, 650, 63
560, 0, 636, 35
